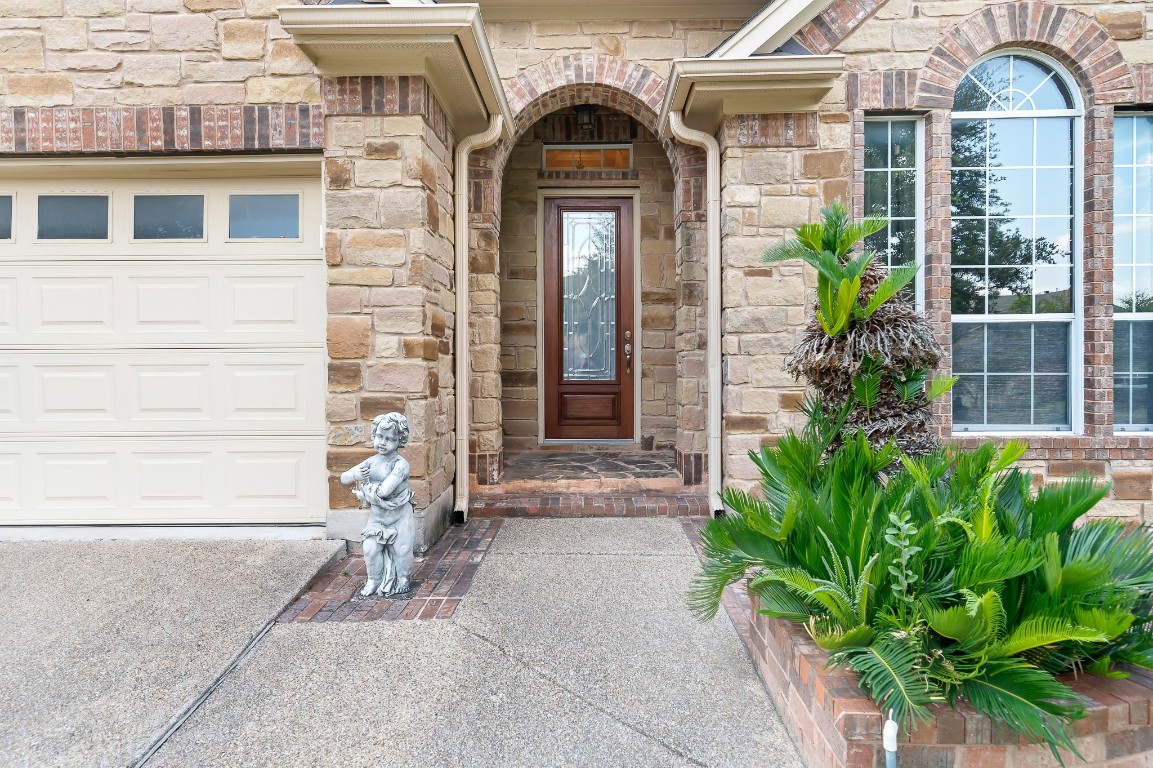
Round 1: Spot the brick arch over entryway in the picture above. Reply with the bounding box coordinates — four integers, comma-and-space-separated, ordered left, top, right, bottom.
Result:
914, 1, 1137, 109
464, 53, 709, 486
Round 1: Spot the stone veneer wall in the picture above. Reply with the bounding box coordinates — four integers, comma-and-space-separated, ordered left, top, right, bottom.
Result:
719, 112, 843, 491
750, 593, 1153, 768
498, 108, 679, 451
323, 76, 456, 551
0, 0, 316, 108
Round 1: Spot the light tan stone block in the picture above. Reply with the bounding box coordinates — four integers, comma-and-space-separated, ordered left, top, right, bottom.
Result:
364, 362, 428, 393
326, 394, 358, 422
184, 0, 239, 9
89, 31, 149, 51
116, 86, 182, 105
374, 307, 424, 334
221, 19, 265, 60
242, 0, 279, 18
0, 31, 44, 71
182, 59, 263, 82
327, 191, 380, 229
592, 35, 624, 57
328, 315, 373, 360
581, 21, 629, 34
327, 285, 362, 314
328, 268, 394, 287
51, 52, 120, 71
5, 73, 72, 106
130, 0, 181, 10
245, 76, 320, 104
686, 30, 731, 57
152, 14, 215, 51
532, 20, 580, 35
626, 37, 686, 60
1096, 8, 1144, 40
743, 153, 791, 185
345, 230, 407, 267
532, 35, 592, 50
63, 0, 123, 15
838, 20, 891, 53
355, 159, 403, 187
3, 0, 63, 16
122, 53, 180, 85
268, 39, 313, 75
632, 20, 672, 37
181, 82, 245, 103
43, 19, 87, 50
892, 19, 944, 52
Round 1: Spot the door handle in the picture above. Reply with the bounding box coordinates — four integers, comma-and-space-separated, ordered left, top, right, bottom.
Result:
624, 342, 633, 375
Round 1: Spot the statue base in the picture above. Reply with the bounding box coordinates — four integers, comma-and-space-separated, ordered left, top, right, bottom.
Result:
351, 579, 421, 602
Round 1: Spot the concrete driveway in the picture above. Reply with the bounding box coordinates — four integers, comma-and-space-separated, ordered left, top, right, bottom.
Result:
2, 520, 800, 768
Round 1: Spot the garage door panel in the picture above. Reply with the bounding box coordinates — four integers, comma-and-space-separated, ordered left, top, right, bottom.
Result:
0, 454, 19, 510
3, 439, 324, 525
35, 277, 116, 333
3, 264, 323, 347
2, 171, 325, 527
5, 352, 324, 433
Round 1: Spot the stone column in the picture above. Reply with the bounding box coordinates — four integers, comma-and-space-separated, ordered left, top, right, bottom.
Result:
467, 149, 504, 484
322, 76, 456, 553
672, 142, 708, 485
718, 112, 849, 492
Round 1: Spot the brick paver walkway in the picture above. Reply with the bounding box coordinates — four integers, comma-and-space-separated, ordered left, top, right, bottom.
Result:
278, 519, 502, 624
471, 493, 710, 517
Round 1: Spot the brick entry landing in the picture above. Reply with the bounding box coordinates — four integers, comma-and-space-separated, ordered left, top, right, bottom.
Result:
474, 448, 689, 494
279, 520, 501, 623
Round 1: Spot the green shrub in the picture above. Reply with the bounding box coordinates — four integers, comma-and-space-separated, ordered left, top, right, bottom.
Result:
690, 403, 1153, 761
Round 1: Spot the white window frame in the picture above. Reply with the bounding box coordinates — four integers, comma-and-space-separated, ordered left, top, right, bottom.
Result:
0, 191, 14, 243
1111, 112, 1153, 432
129, 191, 209, 244
949, 49, 1085, 436
863, 115, 926, 311
34, 191, 113, 244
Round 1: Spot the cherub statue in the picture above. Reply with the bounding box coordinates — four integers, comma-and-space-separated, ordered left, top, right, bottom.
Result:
340, 412, 416, 598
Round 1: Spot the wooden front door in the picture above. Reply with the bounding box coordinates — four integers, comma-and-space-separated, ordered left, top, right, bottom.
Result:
542, 197, 635, 440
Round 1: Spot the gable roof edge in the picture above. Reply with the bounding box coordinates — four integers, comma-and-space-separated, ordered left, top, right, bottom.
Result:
709, 0, 837, 59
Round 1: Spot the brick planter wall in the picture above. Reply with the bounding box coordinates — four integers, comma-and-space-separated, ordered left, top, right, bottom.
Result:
749, 593, 1153, 768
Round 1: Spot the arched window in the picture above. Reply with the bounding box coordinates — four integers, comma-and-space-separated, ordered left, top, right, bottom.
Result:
949, 54, 1082, 432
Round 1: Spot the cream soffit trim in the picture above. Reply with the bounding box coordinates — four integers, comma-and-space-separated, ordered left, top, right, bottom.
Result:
709, 0, 836, 59
471, 0, 765, 22
0, 154, 323, 180
660, 55, 844, 133
278, 3, 514, 138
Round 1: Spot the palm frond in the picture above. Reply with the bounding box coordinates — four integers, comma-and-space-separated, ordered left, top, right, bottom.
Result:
959, 661, 1083, 758
988, 616, 1107, 659
832, 638, 937, 726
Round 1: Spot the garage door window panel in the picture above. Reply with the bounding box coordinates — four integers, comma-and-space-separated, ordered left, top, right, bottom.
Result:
228, 194, 300, 240
0, 195, 12, 241
37, 194, 110, 241
133, 194, 206, 241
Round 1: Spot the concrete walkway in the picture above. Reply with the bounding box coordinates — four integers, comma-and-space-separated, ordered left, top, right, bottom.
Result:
2, 520, 801, 768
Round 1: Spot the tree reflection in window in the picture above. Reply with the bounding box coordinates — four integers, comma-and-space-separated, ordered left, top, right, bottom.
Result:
950, 54, 1079, 430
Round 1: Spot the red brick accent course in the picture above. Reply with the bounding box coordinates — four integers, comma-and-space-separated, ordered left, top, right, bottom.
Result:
793, 0, 888, 55
0, 104, 324, 154
915, 2, 1137, 109
279, 520, 501, 624
681, 520, 1153, 768
320, 75, 451, 145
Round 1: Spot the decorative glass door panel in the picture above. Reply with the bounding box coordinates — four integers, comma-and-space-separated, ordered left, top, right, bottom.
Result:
543, 199, 634, 440
562, 210, 618, 382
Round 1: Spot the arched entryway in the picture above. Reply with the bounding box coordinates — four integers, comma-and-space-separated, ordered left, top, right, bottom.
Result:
465, 54, 709, 489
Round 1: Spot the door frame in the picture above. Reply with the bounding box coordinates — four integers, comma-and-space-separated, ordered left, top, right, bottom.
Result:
535, 188, 642, 445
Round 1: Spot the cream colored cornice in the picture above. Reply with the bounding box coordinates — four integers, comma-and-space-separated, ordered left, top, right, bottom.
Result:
473, 0, 764, 22
709, 0, 836, 58
278, 3, 514, 138
660, 55, 845, 134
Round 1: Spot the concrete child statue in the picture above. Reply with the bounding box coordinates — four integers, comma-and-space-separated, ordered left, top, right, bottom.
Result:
339, 412, 416, 598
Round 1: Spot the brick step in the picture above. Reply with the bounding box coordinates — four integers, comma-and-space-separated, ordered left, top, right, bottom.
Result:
468, 493, 712, 518
469, 476, 694, 495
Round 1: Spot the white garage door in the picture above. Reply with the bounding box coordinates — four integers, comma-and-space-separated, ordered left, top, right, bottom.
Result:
0, 159, 326, 526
